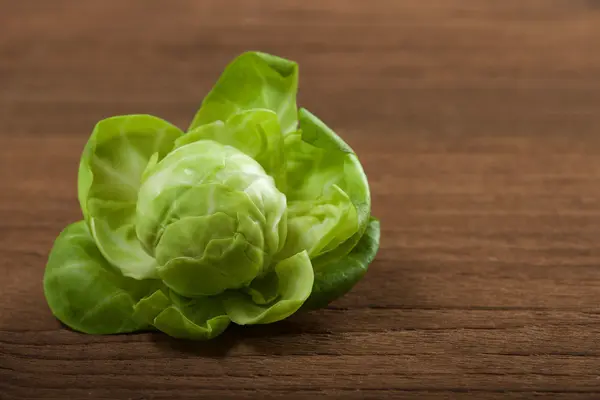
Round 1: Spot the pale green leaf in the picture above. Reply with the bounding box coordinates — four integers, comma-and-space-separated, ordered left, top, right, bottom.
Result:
188, 52, 299, 134
223, 251, 314, 325
78, 115, 183, 279
44, 221, 161, 334
134, 289, 230, 340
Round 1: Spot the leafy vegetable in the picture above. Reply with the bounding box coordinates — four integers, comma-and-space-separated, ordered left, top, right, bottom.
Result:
44, 51, 380, 340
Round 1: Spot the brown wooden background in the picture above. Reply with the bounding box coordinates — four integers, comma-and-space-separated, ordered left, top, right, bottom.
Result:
2, 1, 600, 399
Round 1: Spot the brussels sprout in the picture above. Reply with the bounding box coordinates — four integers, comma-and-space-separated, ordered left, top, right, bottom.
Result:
44, 51, 380, 340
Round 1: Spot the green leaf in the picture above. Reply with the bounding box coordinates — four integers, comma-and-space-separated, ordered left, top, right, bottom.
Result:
297, 108, 370, 230
303, 218, 380, 310
133, 289, 230, 340
43, 221, 161, 334
281, 109, 371, 261
78, 115, 183, 279
178, 109, 286, 189
298, 108, 354, 154
174, 121, 225, 149
278, 185, 358, 259
189, 52, 299, 134
243, 270, 279, 305
131, 287, 171, 325
222, 251, 314, 325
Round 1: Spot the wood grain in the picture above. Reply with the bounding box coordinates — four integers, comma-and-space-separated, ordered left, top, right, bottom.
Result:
2, 0, 600, 399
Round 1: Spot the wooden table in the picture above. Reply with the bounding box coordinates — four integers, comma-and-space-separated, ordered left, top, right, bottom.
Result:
2, 1, 600, 399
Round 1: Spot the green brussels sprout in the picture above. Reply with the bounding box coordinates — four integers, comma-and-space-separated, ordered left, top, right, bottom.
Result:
44, 51, 380, 340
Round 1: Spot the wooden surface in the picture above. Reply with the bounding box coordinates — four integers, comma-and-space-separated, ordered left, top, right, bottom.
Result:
2, 1, 600, 399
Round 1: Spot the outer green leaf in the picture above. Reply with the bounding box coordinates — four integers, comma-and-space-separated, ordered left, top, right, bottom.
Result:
174, 121, 225, 149
43, 221, 161, 334
222, 251, 314, 325
278, 185, 358, 259
297, 108, 370, 231
78, 115, 183, 279
188, 52, 299, 134
133, 289, 230, 340
131, 287, 171, 325
298, 108, 354, 154
282, 109, 371, 262
178, 109, 286, 188
243, 270, 279, 305
303, 218, 380, 310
